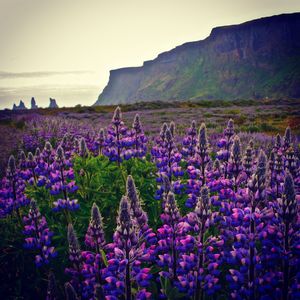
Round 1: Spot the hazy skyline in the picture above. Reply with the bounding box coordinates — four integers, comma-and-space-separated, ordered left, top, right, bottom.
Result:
0, 0, 299, 109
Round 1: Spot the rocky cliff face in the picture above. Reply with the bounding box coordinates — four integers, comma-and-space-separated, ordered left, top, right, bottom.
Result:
95, 13, 300, 105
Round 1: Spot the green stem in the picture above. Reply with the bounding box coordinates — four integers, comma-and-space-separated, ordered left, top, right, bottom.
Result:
283, 221, 290, 300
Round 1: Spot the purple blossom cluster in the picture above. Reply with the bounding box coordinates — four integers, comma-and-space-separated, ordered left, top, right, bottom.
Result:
24, 141, 80, 213
0, 155, 30, 217
23, 200, 57, 266
183, 122, 211, 207
0, 108, 299, 300
22, 107, 148, 164
152, 122, 184, 200
0, 136, 80, 269
64, 175, 156, 300
63, 162, 299, 300
103, 108, 147, 163
51, 146, 79, 212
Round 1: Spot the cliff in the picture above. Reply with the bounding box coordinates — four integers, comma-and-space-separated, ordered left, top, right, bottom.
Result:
95, 13, 300, 105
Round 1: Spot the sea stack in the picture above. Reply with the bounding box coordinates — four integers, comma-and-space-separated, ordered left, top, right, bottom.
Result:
31, 97, 38, 109
12, 100, 27, 110
49, 98, 59, 108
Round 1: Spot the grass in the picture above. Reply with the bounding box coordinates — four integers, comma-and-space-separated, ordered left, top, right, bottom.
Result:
2, 98, 299, 117
203, 112, 213, 118
224, 109, 241, 115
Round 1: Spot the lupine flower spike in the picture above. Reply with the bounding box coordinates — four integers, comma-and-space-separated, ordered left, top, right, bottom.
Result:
248, 150, 267, 297
23, 200, 56, 266
283, 126, 291, 151
85, 202, 105, 253
66, 224, 82, 292
46, 271, 59, 300
279, 173, 297, 300
228, 135, 242, 189
79, 137, 88, 158
65, 282, 79, 300
114, 196, 137, 300
126, 175, 149, 233
197, 123, 210, 184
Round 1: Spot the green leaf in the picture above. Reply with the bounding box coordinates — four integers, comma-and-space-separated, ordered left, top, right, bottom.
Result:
100, 249, 108, 267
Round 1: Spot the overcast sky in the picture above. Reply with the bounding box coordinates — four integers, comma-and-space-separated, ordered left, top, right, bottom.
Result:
0, 0, 299, 109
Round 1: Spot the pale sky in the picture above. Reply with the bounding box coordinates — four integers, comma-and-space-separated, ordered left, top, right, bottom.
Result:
0, 0, 299, 109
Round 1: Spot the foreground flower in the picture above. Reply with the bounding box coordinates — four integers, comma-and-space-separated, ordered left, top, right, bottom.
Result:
228, 135, 242, 187
46, 271, 59, 300
23, 200, 57, 267
197, 123, 210, 184
65, 282, 79, 300
66, 224, 82, 293
157, 192, 195, 297
182, 120, 197, 158
217, 119, 235, 178
129, 113, 147, 158
184, 123, 210, 208
152, 123, 183, 200
248, 150, 267, 297
0, 155, 30, 217
113, 196, 137, 300
278, 172, 298, 300
126, 175, 149, 234
103, 106, 130, 163
51, 146, 79, 213
85, 202, 106, 253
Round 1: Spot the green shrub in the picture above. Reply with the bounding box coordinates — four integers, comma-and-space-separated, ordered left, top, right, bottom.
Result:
203, 112, 213, 118
206, 122, 217, 129
224, 109, 241, 115
241, 124, 260, 133
235, 114, 247, 125
259, 122, 277, 132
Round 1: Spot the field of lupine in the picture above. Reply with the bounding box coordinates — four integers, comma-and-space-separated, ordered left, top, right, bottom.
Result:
0, 106, 299, 300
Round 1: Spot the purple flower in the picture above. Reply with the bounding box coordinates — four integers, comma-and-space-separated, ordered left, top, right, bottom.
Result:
126, 175, 149, 233
228, 135, 243, 183
157, 192, 196, 294
182, 120, 197, 159
184, 123, 210, 208
65, 282, 79, 300
53, 198, 79, 212
85, 203, 106, 252
93, 128, 106, 155
283, 126, 291, 151
0, 155, 30, 216
243, 141, 254, 177
106, 195, 153, 299
103, 107, 133, 163
66, 224, 82, 293
285, 146, 297, 176
46, 271, 59, 300
49, 146, 79, 213
217, 119, 235, 178
152, 123, 183, 200
130, 113, 148, 158
23, 200, 56, 267
79, 137, 88, 157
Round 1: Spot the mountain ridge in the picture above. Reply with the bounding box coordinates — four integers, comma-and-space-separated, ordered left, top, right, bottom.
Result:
95, 13, 300, 105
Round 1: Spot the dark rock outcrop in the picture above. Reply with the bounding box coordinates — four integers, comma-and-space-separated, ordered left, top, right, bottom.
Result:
95, 13, 300, 105
12, 100, 27, 110
49, 98, 59, 108
31, 97, 38, 109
